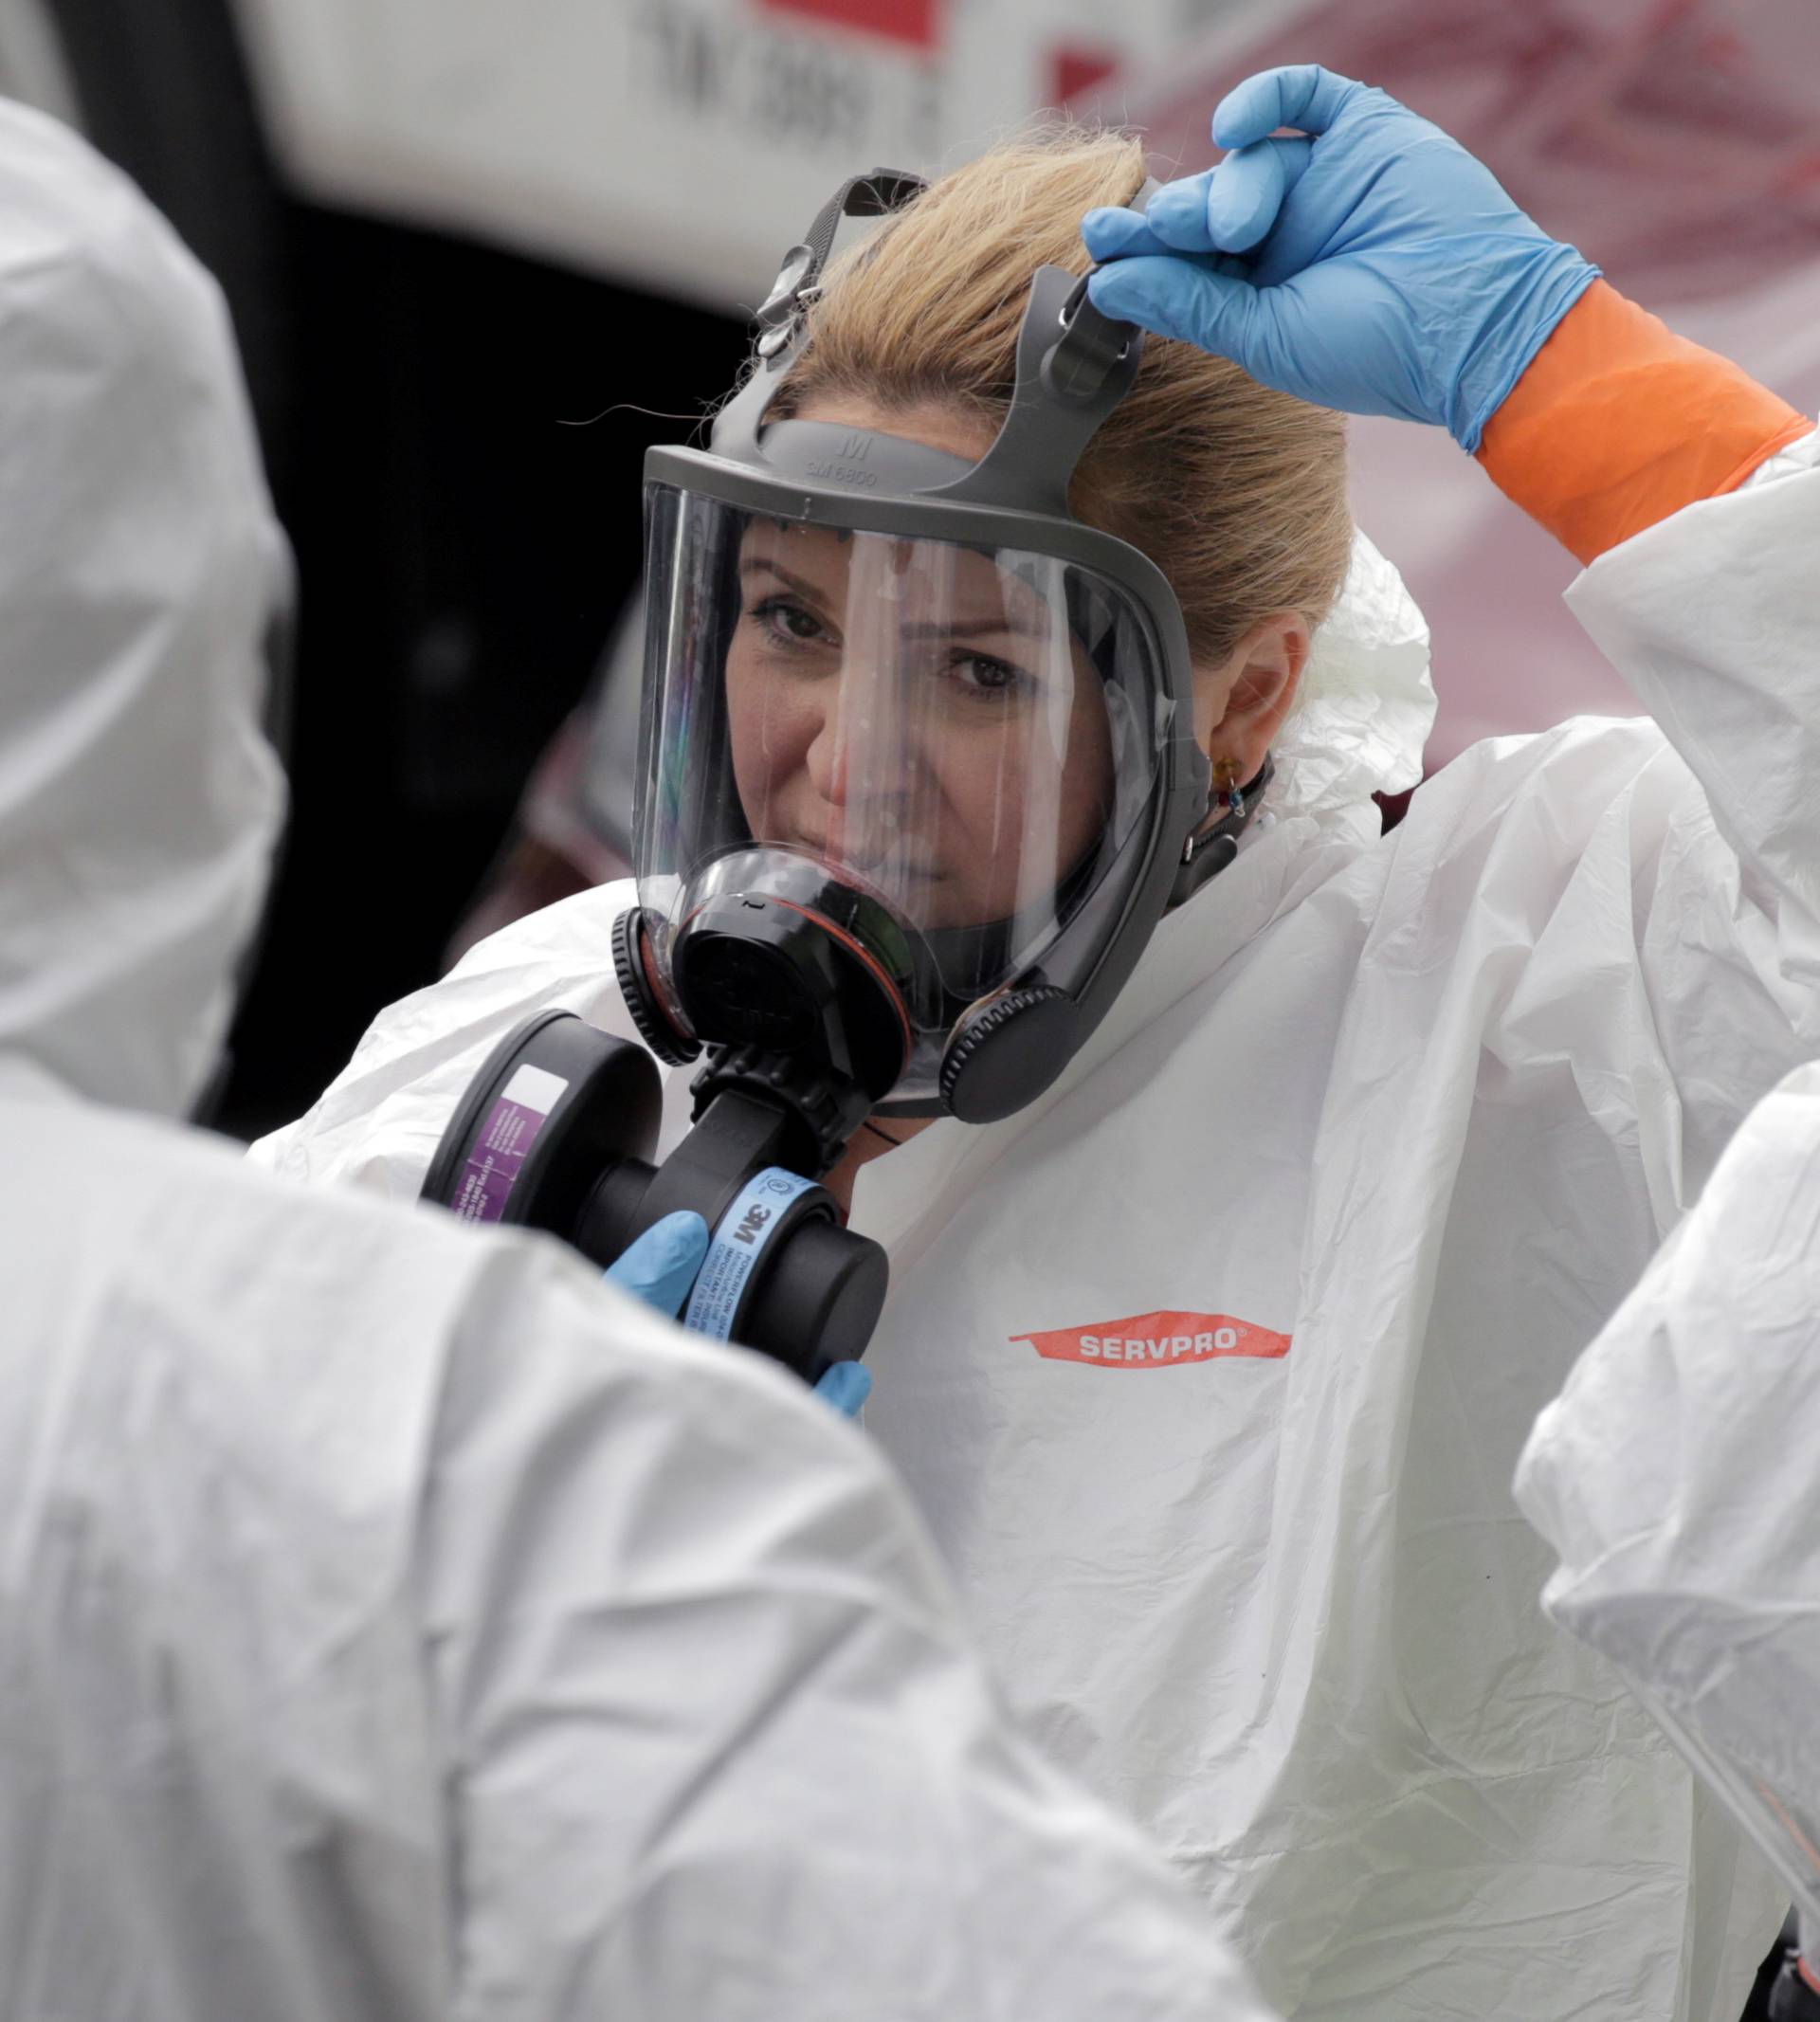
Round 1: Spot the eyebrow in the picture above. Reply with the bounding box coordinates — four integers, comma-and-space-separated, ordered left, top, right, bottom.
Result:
739, 556, 829, 596
741, 555, 1046, 641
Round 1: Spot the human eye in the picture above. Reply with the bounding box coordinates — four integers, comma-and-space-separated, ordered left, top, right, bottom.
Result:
746, 592, 835, 651
949, 650, 1031, 701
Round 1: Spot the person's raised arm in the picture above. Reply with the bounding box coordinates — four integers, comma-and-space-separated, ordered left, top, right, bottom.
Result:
1085, 65, 1820, 1094
1083, 64, 1813, 560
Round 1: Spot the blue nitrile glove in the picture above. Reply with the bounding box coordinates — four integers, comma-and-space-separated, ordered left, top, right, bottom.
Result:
1082, 64, 1599, 452
605, 1210, 877, 1417
604, 1210, 710, 1317
815, 1359, 873, 1420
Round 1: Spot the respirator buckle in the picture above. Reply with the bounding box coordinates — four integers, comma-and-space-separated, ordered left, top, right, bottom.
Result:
752, 166, 927, 361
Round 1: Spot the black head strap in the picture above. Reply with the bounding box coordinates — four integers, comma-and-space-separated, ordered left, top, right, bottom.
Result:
755, 168, 927, 359
1169, 756, 1274, 905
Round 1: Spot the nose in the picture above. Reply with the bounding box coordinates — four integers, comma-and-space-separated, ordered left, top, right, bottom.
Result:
805, 686, 852, 808
801, 655, 921, 858
806, 648, 901, 810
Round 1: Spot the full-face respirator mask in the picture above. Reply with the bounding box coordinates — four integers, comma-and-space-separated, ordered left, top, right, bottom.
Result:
423, 168, 1265, 1385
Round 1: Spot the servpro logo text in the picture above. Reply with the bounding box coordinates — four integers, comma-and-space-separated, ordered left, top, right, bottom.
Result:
1011, 1309, 1291, 1369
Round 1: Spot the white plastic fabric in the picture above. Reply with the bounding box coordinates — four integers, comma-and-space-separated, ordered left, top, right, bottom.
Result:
0, 100, 288, 1118
1516, 1058, 1820, 1940
5, 1102, 1283, 2022
0, 99, 1279, 2022
1265, 525, 1435, 833
258, 424, 1820, 2016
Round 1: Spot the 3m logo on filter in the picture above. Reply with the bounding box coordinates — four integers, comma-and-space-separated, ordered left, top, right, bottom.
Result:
1011, 1309, 1291, 1369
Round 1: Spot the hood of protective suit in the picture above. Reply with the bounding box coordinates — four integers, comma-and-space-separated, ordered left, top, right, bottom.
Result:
0, 100, 287, 1120
1268, 527, 1435, 829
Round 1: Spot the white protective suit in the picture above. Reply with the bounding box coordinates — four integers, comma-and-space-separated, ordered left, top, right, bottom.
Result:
254, 324, 1820, 2013
0, 100, 1281, 2022
1518, 1058, 1820, 1984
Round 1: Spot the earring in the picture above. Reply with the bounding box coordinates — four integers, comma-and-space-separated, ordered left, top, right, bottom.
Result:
1212, 756, 1246, 823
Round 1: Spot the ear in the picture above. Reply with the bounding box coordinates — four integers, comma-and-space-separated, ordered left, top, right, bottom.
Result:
1192, 612, 1312, 785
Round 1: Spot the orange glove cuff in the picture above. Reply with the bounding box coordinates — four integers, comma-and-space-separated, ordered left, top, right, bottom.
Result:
1475, 279, 1813, 565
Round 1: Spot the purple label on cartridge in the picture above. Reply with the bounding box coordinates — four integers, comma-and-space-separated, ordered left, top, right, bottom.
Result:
450, 1063, 569, 1225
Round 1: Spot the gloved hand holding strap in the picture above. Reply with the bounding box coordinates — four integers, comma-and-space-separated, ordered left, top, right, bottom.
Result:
1477, 279, 1814, 566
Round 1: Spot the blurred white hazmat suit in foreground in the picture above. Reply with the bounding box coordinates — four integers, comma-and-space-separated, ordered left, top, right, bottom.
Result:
0, 100, 1277, 2022
1519, 1060, 1820, 2000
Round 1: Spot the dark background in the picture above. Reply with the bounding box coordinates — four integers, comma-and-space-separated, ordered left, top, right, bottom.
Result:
225, 211, 743, 1137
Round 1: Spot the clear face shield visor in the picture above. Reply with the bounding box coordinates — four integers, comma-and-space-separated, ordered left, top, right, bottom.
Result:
633, 483, 1171, 1105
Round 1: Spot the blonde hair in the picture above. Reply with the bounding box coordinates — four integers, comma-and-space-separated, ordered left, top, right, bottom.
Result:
769, 127, 1354, 667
